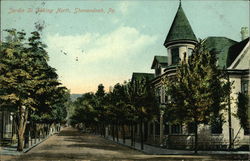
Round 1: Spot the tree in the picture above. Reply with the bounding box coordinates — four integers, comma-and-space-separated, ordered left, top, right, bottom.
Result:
236, 92, 249, 134
0, 29, 66, 151
96, 84, 105, 98
94, 84, 107, 136
70, 93, 99, 131
31, 87, 70, 124
107, 83, 131, 143
125, 78, 158, 150
164, 40, 230, 153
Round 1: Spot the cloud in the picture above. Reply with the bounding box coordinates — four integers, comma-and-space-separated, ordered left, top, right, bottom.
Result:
45, 26, 157, 93
45, 26, 157, 65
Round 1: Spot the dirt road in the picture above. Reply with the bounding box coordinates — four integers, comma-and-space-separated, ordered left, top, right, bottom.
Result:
1, 127, 248, 161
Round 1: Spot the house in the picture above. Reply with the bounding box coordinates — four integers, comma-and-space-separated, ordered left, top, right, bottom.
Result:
226, 37, 250, 148
148, 1, 249, 149
0, 110, 16, 145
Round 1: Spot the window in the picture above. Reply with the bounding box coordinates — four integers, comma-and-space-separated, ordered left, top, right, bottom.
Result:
241, 81, 249, 138
155, 88, 161, 104
187, 122, 196, 134
244, 123, 250, 135
150, 123, 154, 135
156, 67, 161, 76
171, 48, 180, 65
164, 123, 170, 135
211, 116, 223, 134
244, 122, 250, 135
241, 80, 249, 95
171, 124, 182, 134
155, 123, 160, 135
188, 48, 193, 57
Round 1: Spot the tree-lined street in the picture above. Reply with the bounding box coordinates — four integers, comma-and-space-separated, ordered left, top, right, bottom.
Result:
1, 1, 249, 160
2, 127, 248, 161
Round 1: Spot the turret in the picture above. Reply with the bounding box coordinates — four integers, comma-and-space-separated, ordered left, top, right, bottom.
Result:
164, 1, 197, 65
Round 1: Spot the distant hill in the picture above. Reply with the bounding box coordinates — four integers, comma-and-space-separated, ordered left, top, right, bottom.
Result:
70, 94, 82, 101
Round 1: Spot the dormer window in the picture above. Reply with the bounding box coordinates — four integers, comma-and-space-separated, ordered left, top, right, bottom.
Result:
171, 47, 180, 65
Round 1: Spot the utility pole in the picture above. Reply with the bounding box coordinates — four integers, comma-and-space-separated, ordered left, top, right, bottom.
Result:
227, 73, 232, 150
159, 109, 164, 147
140, 106, 144, 150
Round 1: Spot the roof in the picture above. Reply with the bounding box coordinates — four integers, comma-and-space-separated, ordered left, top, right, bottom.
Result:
151, 56, 168, 69
164, 3, 197, 48
227, 37, 249, 67
203, 37, 238, 69
131, 72, 155, 82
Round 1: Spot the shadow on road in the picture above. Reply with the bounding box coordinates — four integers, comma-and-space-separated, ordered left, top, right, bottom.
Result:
67, 143, 122, 151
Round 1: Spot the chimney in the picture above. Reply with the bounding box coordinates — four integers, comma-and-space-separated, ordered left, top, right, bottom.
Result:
240, 27, 249, 40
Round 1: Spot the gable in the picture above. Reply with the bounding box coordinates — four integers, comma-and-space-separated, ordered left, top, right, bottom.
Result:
151, 56, 168, 69
228, 40, 250, 70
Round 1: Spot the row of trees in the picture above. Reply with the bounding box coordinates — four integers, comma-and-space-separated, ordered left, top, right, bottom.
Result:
70, 79, 159, 149
0, 29, 69, 151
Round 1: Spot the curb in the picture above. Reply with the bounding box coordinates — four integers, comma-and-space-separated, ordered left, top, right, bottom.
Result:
23, 135, 51, 153
100, 135, 250, 156
23, 132, 61, 153
102, 136, 150, 155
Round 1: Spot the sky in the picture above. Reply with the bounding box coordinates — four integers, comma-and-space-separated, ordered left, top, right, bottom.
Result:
1, 0, 249, 94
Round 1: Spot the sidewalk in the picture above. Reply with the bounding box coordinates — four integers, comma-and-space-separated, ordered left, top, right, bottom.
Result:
105, 136, 250, 155
0, 134, 52, 156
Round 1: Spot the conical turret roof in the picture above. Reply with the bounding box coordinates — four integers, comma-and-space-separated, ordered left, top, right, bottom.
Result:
164, 2, 197, 47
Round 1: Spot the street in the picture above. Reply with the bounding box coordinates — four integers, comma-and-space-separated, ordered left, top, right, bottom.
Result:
1, 127, 248, 161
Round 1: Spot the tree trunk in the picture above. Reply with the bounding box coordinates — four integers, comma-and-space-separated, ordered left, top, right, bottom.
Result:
116, 123, 119, 142
17, 134, 24, 151
103, 124, 106, 137
144, 121, 148, 142
112, 124, 115, 141
133, 124, 136, 147
122, 124, 125, 144
34, 124, 37, 144
194, 122, 198, 154
24, 122, 30, 148
140, 119, 144, 150
17, 106, 28, 151
130, 123, 133, 146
